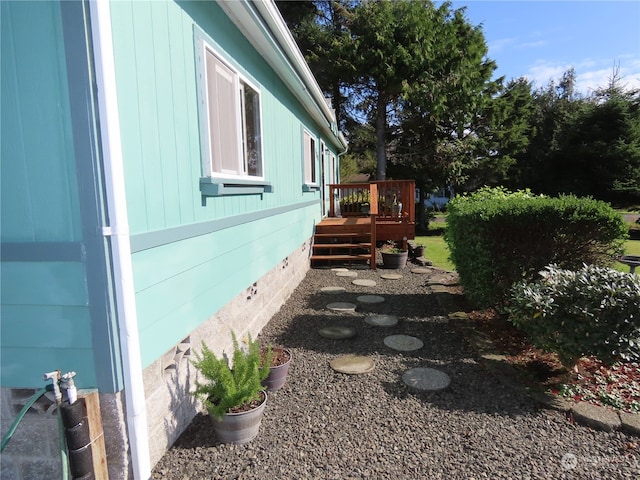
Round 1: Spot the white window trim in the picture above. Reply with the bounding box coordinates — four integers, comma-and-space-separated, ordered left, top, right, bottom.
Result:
194, 28, 271, 196
302, 128, 318, 190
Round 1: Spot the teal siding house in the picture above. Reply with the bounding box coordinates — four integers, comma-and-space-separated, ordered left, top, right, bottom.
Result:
0, 1, 345, 478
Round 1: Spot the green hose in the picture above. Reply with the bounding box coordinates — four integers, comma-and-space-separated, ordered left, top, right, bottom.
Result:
1, 385, 69, 480
58, 404, 69, 480
0, 386, 49, 452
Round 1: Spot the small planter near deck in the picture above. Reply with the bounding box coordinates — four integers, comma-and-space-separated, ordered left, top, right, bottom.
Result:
381, 249, 408, 269
412, 244, 425, 258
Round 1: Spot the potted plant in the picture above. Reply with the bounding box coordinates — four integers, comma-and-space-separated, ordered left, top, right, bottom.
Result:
261, 346, 292, 392
340, 190, 371, 216
412, 242, 426, 258
380, 241, 408, 268
192, 332, 271, 444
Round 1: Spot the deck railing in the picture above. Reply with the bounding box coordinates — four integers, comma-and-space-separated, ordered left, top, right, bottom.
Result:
329, 180, 414, 223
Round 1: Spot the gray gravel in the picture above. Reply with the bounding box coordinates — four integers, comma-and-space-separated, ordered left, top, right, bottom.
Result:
152, 265, 640, 479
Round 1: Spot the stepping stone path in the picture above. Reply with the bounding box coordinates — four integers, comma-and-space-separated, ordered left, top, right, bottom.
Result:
402, 367, 450, 391
384, 334, 424, 352
326, 302, 357, 312
319, 279, 451, 390
380, 273, 403, 280
330, 355, 375, 375
320, 286, 346, 294
336, 271, 358, 278
331, 268, 349, 272
319, 326, 357, 339
352, 279, 377, 287
427, 272, 459, 286
411, 267, 432, 275
365, 314, 399, 327
356, 295, 385, 304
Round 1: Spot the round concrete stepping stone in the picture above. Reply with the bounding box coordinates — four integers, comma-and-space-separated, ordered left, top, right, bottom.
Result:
320, 286, 347, 295
411, 267, 432, 274
336, 271, 358, 278
380, 273, 403, 280
356, 295, 385, 304
365, 314, 399, 327
326, 302, 357, 312
384, 334, 424, 351
402, 367, 450, 391
352, 279, 377, 287
331, 268, 349, 272
319, 326, 357, 339
330, 355, 375, 375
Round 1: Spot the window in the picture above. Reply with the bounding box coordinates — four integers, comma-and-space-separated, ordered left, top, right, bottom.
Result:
303, 130, 317, 186
195, 33, 271, 196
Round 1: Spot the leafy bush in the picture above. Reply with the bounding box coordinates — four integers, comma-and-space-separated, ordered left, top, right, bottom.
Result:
508, 264, 640, 366
445, 187, 627, 307
192, 333, 271, 418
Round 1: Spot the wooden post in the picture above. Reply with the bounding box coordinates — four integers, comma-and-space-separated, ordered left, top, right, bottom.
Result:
78, 390, 109, 480
369, 184, 378, 269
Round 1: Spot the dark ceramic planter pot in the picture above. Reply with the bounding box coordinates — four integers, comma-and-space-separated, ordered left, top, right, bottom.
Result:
209, 391, 267, 444
413, 245, 425, 258
262, 348, 292, 391
381, 250, 408, 269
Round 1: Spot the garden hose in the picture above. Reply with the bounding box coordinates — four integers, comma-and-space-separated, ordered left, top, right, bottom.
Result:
1, 384, 70, 480
0, 385, 50, 452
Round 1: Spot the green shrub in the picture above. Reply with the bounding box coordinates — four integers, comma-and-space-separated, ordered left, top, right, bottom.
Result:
192, 332, 271, 418
444, 187, 627, 307
508, 264, 640, 366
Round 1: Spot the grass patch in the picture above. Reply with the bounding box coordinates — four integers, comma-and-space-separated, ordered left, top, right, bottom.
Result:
613, 239, 640, 273
414, 235, 454, 271
416, 233, 639, 275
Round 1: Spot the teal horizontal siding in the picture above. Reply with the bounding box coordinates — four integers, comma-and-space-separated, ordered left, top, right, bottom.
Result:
134, 204, 317, 366
1, 305, 92, 349
1, 347, 96, 389
1, 262, 88, 306
0, 261, 95, 387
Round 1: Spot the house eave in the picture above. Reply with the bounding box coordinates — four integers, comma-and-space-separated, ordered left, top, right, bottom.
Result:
218, 0, 347, 151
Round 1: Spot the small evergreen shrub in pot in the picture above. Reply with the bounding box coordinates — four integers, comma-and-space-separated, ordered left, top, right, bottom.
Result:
508, 264, 640, 367
192, 332, 271, 444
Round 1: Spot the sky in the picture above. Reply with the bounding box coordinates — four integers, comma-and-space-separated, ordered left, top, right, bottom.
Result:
448, 0, 640, 95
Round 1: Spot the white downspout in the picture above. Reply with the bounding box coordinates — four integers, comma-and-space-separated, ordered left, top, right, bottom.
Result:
88, 1, 151, 478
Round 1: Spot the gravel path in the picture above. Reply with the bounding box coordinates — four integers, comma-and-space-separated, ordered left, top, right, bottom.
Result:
152, 265, 639, 479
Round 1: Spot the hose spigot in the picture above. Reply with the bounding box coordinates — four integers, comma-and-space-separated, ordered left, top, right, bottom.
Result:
43, 370, 62, 404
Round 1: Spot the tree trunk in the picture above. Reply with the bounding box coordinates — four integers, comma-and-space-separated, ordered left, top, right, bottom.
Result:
376, 93, 387, 180
417, 185, 427, 232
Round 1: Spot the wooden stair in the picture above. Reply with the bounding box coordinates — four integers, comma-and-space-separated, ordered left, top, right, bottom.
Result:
311, 217, 377, 269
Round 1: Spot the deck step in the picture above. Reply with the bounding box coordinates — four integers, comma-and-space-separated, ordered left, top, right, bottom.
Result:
313, 232, 371, 238
313, 243, 372, 249
310, 254, 371, 261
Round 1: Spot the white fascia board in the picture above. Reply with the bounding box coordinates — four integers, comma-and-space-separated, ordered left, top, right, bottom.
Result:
218, 0, 347, 151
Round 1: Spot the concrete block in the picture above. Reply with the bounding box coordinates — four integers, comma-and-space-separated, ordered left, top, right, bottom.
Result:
619, 411, 640, 436
22, 457, 61, 480
0, 453, 19, 480
572, 402, 621, 432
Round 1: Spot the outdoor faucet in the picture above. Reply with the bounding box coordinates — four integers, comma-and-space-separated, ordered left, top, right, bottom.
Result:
43, 370, 62, 404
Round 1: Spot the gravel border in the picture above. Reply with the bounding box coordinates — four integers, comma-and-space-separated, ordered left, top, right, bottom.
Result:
152, 265, 639, 479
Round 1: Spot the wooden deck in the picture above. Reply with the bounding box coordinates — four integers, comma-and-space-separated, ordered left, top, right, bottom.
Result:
311, 217, 376, 269
311, 180, 416, 269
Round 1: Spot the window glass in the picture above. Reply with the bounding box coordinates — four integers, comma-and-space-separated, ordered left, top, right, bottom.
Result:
241, 81, 262, 177
304, 130, 317, 185
202, 44, 263, 179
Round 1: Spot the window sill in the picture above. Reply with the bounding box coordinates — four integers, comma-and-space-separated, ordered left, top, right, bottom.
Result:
200, 177, 273, 196
302, 184, 320, 192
